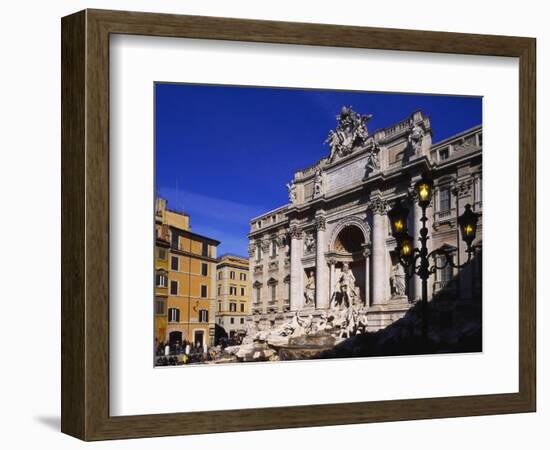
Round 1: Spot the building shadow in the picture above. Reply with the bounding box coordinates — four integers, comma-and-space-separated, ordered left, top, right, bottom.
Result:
320, 251, 482, 359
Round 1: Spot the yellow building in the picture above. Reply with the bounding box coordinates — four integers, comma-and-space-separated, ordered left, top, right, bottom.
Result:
215, 254, 251, 341
155, 198, 220, 348
154, 225, 170, 344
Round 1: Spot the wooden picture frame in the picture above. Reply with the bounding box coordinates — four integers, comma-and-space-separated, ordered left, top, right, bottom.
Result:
61, 9, 536, 441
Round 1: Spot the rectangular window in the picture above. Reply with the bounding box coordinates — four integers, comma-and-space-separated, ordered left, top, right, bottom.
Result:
255, 287, 261, 303
230, 286, 237, 296
201, 262, 208, 276
218, 271, 222, 280
271, 284, 276, 301
200, 285, 207, 298
230, 318, 234, 324
170, 256, 179, 271
202, 242, 208, 257
240, 273, 246, 281
218, 302, 222, 311
240, 318, 244, 324
155, 271, 168, 288
230, 271, 235, 280
240, 287, 245, 296
439, 188, 451, 212
437, 256, 454, 287
158, 249, 166, 260
240, 303, 245, 313
217, 285, 221, 296
439, 149, 449, 160
271, 241, 277, 257
198, 309, 209, 322
230, 302, 237, 312
168, 308, 180, 323
155, 298, 166, 315
171, 233, 179, 250
170, 280, 178, 296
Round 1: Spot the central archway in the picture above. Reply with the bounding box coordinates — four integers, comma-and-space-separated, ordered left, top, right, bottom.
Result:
329, 216, 370, 252
333, 225, 365, 253
328, 217, 371, 307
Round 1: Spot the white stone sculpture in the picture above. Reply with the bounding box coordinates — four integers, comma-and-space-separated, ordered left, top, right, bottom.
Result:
390, 263, 406, 297
286, 180, 297, 204
313, 168, 323, 197
325, 106, 373, 162
304, 233, 316, 254
336, 263, 359, 307
408, 119, 424, 154
364, 140, 381, 175
304, 271, 316, 306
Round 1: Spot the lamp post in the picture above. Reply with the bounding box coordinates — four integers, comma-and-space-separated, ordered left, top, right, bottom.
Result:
388, 174, 479, 345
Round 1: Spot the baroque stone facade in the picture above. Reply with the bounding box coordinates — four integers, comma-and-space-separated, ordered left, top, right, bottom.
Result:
248, 107, 482, 331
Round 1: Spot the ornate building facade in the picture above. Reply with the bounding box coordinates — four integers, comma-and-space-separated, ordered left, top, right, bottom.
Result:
248, 107, 482, 331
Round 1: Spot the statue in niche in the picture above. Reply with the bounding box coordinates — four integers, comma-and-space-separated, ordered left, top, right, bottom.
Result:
331, 263, 359, 308
390, 262, 406, 297
304, 233, 316, 254
313, 168, 323, 197
304, 271, 316, 306
286, 180, 297, 204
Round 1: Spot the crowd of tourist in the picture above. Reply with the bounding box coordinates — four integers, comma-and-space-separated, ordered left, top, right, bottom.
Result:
154, 335, 245, 366
154, 339, 210, 365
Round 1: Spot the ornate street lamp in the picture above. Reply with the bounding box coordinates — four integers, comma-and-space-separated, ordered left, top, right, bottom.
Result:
388, 199, 409, 236
388, 174, 479, 345
415, 174, 434, 208
396, 233, 414, 258
458, 203, 479, 247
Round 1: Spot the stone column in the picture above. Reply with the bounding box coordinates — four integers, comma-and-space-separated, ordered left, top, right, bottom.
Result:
362, 246, 371, 307
289, 224, 304, 311
328, 259, 336, 303
370, 198, 389, 305
315, 215, 329, 309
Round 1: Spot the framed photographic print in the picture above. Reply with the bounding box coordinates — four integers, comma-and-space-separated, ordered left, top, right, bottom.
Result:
61, 9, 536, 441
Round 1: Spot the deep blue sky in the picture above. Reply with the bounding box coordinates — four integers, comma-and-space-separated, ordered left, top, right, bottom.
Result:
155, 83, 481, 256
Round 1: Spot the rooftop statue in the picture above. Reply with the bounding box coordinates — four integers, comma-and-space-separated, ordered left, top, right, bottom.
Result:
286, 179, 297, 204
325, 106, 374, 163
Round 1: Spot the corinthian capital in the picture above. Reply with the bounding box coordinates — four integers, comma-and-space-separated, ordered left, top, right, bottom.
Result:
369, 197, 388, 215
315, 215, 326, 231
289, 224, 303, 240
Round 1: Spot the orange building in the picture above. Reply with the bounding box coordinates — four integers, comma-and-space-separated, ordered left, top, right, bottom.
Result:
155, 198, 220, 348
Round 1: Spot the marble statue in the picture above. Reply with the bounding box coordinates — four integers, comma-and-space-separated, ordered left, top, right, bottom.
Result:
408, 118, 424, 154
390, 263, 406, 297
313, 168, 324, 197
325, 106, 373, 162
304, 271, 316, 306
304, 233, 316, 254
286, 180, 297, 204
332, 263, 359, 307
365, 140, 381, 174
